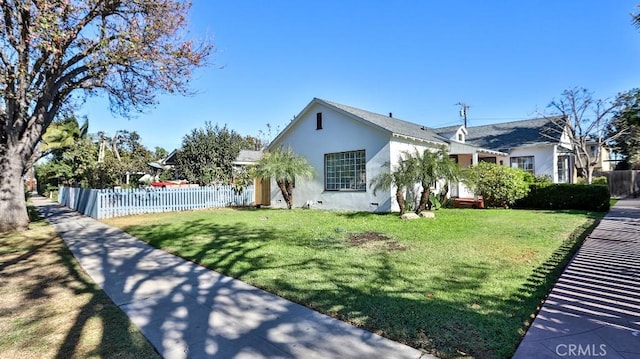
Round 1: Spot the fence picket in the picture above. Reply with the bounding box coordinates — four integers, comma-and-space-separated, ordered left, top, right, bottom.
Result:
57, 185, 255, 219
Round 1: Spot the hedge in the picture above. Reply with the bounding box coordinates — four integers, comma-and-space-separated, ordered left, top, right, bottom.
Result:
514, 183, 610, 212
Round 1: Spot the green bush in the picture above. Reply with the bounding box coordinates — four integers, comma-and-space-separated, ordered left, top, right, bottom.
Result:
592, 176, 607, 185
462, 162, 530, 208
575, 176, 607, 185
514, 183, 610, 211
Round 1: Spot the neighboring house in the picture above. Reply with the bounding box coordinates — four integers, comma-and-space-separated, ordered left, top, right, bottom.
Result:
146, 149, 178, 181
436, 116, 575, 186
575, 139, 613, 177
232, 150, 263, 167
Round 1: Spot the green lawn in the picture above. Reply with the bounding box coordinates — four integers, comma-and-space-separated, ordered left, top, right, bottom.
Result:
105, 208, 603, 359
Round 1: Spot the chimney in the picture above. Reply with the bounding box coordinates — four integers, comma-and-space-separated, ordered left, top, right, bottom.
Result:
389, 112, 393, 118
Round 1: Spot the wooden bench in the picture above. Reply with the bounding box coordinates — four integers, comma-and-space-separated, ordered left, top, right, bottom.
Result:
453, 197, 485, 209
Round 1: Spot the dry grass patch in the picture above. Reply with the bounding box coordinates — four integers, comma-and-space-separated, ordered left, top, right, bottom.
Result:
0, 217, 158, 359
348, 231, 407, 251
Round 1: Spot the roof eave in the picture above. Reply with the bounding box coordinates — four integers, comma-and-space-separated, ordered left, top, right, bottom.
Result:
392, 133, 447, 147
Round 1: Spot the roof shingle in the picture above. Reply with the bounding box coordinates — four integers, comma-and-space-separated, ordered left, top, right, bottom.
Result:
436, 117, 566, 152
318, 99, 448, 145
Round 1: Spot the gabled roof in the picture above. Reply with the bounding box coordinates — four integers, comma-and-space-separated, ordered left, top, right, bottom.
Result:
436, 117, 566, 152
317, 98, 448, 145
270, 98, 564, 155
163, 149, 178, 165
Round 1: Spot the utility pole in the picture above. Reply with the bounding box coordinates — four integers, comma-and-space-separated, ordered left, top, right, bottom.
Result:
456, 102, 470, 127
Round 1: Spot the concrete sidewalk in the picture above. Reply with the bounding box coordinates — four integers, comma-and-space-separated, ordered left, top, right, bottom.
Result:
33, 196, 428, 359
513, 198, 640, 359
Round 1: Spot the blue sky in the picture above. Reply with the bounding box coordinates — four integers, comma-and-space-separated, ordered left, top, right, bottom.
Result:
81, 1, 640, 151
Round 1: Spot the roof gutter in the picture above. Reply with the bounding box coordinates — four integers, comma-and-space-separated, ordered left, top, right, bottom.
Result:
391, 133, 447, 148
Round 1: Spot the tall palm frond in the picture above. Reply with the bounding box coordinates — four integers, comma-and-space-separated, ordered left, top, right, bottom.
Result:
405, 146, 460, 214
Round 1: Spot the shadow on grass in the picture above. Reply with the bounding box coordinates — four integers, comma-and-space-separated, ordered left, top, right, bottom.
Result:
266, 212, 605, 359
29, 200, 606, 359
121, 219, 278, 278
27, 205, 45, 223
53, 243, 159, 359
0, 206, 158, 358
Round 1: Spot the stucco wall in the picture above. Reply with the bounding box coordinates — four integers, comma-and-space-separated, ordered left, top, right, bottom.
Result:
269, 102, 393, 212
387, 138, 441, 211
508, 144, 557, 180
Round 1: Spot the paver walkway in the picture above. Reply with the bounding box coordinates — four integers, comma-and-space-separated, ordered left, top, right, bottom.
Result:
513, 198, 640, 359
33, 196, 428, 359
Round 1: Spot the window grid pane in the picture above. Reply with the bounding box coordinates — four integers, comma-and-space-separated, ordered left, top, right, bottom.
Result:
325, 150, 366, 191
510, 156, 535, 174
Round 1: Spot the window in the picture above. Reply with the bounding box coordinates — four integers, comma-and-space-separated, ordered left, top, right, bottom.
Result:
510, 156, 535, 174
557, 155, 569, 183
479, 157, 496, 164
325, 150, 366, 191
316, 112, 323, 130
457, 133, 464, 142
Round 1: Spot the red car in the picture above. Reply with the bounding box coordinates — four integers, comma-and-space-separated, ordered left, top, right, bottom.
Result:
150, 180, 189, 188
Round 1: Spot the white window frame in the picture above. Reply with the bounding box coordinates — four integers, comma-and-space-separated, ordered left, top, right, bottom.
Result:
324, 150, 366, 191
510, 156, 535, 174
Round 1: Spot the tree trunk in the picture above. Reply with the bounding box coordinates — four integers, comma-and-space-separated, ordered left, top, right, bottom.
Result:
586, 166, 595, 184
0, 153, 29, 232
276, 180, 292, 209
285, 180, 294, 209
439, 182, 449, 206
395, 188, 406, 215
415, 182, 431, 214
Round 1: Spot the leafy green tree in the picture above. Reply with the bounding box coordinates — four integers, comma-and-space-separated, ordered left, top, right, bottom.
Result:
463, 162, 530, 208
0, 0, 212, 232
36, 135, 98, 192
370, 155, 415, 215
154, 147, 169, 161
608, 88, 640, 169
405, 146, 460, 214
115, 131, 155, 177
176, 123, 257, 185
37, 116, 89, 161
36, 129, 156, 191
255, 147, 314, 209
176, 122, 257, 185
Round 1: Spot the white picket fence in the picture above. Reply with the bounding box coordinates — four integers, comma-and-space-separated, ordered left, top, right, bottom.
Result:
58, 185, 255, 219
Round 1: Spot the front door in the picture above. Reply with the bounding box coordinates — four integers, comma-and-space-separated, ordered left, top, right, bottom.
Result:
255, 177, 271, 206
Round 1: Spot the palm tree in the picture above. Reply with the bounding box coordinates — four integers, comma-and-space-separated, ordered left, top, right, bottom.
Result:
255, 146, 314, 209
405, 146, 460, 214
370, 155, 414, 215
37, 116, 89, 160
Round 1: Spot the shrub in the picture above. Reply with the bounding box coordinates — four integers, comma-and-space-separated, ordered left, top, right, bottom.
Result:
592, 176, 608, 185
574, 176, 607, 185
462, 162, 530, 208
514, 184, 610, 211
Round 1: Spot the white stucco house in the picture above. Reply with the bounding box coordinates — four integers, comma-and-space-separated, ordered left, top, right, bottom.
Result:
264, 98, 573, 212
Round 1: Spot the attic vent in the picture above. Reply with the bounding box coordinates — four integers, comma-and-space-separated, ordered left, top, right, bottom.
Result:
316, 112, 323, 130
